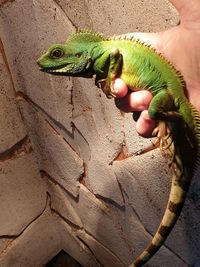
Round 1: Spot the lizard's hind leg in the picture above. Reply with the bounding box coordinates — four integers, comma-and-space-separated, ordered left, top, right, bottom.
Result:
134, 121, 172, 156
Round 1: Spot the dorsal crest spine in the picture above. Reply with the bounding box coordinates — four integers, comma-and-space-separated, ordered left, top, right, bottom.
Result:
66, 28, 110, 43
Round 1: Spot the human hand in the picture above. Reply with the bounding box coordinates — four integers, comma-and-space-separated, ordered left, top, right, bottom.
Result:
114, 0, 200, 137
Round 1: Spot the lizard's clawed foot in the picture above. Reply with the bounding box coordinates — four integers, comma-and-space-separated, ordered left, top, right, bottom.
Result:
96, 77, 116, 98
131, 121, 175, 158
132, 122, 170, 156
152, 121, 171, 151
153, 121, 176, 164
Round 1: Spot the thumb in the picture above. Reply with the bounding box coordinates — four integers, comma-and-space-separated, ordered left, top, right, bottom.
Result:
169, 0, 200, 22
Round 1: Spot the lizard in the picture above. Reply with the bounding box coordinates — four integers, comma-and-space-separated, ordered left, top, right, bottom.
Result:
37, 29, 200, 266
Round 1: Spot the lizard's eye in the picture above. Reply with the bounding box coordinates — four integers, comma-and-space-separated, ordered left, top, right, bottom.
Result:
51, 49, 64, 59
75, 52, 82, 58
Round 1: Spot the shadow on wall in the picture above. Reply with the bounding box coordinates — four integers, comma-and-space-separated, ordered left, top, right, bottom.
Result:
45, 250, 82, 267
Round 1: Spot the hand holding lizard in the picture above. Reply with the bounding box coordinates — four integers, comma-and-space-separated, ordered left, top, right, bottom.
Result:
114, 0, 200, 137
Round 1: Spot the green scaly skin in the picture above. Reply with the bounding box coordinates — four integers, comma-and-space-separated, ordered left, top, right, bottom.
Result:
37, 30, 200, 266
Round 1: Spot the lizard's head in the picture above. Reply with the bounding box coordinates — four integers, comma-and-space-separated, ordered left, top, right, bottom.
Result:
37, 43, 93, 77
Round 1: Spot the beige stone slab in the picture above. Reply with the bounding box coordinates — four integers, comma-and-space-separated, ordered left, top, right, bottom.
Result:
60, 220, 101, 267
0, 207, 61, 267
113, 151, 171, 233
0, 0, 74, 132
46, 179, 83, 228
0, 48, 26, 154
0, 202, 101, 267
54, 0, 178, 34
74, 184, 131, 263
72, 78, 125, 206
0, 239, 13, 254
77, 229, 126, 267
18, 100, 84, 197
0, 152, 46, 235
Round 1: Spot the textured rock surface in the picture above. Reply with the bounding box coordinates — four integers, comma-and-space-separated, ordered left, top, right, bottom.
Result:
0, 0, 199, 267
0, 46, 27, 154
0, 152, 47, 236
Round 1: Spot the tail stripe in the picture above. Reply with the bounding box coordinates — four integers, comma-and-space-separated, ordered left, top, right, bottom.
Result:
168, 200, 184, 214
151, 232, 164, 246
146, 243, 159, 255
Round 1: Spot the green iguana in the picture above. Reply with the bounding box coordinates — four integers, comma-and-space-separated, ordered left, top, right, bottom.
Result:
37, 29, 200, 267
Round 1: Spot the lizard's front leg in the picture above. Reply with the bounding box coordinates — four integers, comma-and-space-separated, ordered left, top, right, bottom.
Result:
96, 48, 123, 98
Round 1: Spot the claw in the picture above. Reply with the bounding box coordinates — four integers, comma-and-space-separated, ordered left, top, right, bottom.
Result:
95, 78, 106, 88
96, 78, 116, 98
132, 120, 175, 167
153, 122, 168, 150
153, 122, 177, 169
133, 139, 160, 156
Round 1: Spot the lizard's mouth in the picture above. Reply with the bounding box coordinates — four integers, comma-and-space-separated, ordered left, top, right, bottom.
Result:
39, 64, 72, 74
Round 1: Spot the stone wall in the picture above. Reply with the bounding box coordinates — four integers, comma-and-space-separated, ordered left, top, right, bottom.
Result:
0, 0, 200, 266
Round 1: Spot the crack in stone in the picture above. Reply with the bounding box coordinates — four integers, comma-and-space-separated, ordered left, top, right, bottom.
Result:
0, 193, 49, 241
16, 91, 87, 160
40, 170, 79, 202
77, 229, 126, 267
51, 208, 83, 231
70, 121, 91, 158
111, 142, 129, 163
94, 193, 125, 210
45, 119, 87, 161
0, 38, 16, 95
53, 0, 78, 29
0, 135, 31, 162
116, 178, 125, 204
76, 186, 132, 256
77, 233, 103, 267
78, 161, 87, 186
16, 91, 74, 138
129, 204, 190, 266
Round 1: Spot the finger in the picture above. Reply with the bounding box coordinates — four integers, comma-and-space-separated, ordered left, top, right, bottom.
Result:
115, 90, 152, 112
169, 0, 200, 21
113, 78, 128, 98
136, 110, 156, 137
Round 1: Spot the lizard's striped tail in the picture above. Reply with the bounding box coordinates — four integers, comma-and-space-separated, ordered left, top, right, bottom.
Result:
130, 171, 189, 267
129, 104, 199, 267
129, 132, 193, 267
